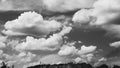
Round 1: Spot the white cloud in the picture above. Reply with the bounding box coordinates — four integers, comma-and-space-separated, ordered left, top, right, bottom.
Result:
110, 41, 120, 48
78, 45, 97, 55
91, 0, 120, 25
3, 11, 62, 36
43, 0, 95, 12
72, 9, 92, 25
74, 57, 82, 63
59, 26, 72, 36
0, 42, 6, 48
58, 45, 78, 56
15, 34, 63, 51
0, 36, 7, 48
40, 54, 72, 64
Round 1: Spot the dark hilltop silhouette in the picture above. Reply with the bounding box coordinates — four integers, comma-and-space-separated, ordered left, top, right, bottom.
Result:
25, 62, 120, 68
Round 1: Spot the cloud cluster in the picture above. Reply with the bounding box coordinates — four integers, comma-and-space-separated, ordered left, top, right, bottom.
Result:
15, 34, 63, 51
91, 0, 120, 25
58, 43, 96, 56
73, 0, 120, 25
3, 11, 62, 36
43, 0, 95, 12
58, 42, 97, 62
72, 0, 120, 39
0, 0, 96, 13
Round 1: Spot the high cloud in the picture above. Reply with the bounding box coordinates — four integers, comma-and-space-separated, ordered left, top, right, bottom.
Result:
0, 0, 96, 13
3, 11, 62, 36
43, 0, 95, 12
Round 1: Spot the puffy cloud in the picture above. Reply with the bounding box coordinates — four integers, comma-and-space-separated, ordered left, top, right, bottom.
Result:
78, 45, 97, 55
43, 0, 95, 12
15, 34, 63, 51
110, 41, 120, 48
3, 11, 62, 36
74, 57, 82, 63
91, 0, 120, 25
58, 45, 78, 56
72, 9, 92, 25
0, 42, 6, 48
59, 26, 72, 36
0, 36, 7, 48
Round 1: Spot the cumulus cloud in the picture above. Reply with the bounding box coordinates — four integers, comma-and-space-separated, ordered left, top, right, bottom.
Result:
58, 45, 78, 56
91, 0, 120, 25
110, 41, 120, 48
43, 0, 95, 12
3, 11, 62, 36
58, 42, 97, 63
74, 57, 82, 63
0, 36, 7, 48
72, 9, 92, 25
78, 45, 97, 55
15, 34, 63, 51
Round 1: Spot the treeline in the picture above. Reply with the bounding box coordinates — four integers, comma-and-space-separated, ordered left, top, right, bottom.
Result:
27, 62, 120, 68
0, 62, 120, 68
0, 62, 14, 68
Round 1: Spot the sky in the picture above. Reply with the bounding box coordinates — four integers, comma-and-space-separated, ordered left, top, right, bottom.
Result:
0, 0, 120, 68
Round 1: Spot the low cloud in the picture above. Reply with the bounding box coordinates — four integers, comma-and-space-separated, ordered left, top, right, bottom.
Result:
72, 9, 92, 25
58, 45, 78, 56
15, 34, 63, 51
91, 0, 120, 25
78, 45, 97, 55
3, 11, 62, 36
110, 41, 120, 48
40, 54, 72, 64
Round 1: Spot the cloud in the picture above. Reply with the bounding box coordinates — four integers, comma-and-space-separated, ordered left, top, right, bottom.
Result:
90, 0, 120, 25
59, 26, 72, 36
110, 41, 120, 48
43, 0, 95, 12
72, 9, 92, 25
0, 36, 7, 48
0, 0, 95, 13
78, 45, 97, 55
3, 11, 62, 36
15, 34, 63, 51
74, 57, 82, 63
58, 45, 78, 56
40, 54, 72, 64
0, 0, 44, 11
